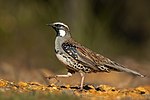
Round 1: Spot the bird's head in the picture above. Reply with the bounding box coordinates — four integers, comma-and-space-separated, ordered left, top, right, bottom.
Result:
47, 22, 70, 37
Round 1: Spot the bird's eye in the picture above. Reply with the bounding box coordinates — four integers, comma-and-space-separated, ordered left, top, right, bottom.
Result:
56, 24, 62, 28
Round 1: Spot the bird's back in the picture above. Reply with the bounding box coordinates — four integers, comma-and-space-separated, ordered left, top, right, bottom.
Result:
62, 38, 145, 77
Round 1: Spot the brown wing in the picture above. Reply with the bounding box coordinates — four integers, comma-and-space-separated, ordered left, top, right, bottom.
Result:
62, 39, 145, 77
75, 42, 117, 72
62, 39, 113, 71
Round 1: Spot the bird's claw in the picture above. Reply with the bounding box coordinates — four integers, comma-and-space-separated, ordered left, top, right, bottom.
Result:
45, 76, 56, 80
45, 76, 60, 83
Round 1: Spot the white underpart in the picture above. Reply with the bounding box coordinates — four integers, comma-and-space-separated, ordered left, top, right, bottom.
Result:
56, 53, 73, 66
59, 30, 66, 37
56, 54, 68, 65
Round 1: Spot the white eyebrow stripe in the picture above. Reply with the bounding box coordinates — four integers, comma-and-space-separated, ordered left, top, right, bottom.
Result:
54, 22, 69, 29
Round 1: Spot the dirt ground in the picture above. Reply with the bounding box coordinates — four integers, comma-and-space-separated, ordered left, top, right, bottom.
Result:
0, 60, 150, 100
0, 78, 150, 100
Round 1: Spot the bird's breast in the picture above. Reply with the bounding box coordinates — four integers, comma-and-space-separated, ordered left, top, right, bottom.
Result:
56, 53, 69, 66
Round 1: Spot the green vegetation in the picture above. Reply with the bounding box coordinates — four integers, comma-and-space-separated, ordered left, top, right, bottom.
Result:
0, 91, 79, 100
0, 1, 150, 71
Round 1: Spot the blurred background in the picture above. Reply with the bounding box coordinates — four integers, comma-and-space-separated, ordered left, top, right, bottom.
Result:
0, 0, 149, 88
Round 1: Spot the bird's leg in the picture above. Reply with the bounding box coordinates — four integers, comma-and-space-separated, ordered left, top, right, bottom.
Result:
80, 72, 85, 90
55, 72, 72, 78
46, 72, 72, 83
46, 72, 72, 80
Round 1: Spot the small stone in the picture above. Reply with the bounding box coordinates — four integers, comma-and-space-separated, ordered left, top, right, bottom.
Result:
0, 80, 7, 87
18, 82, 28, 87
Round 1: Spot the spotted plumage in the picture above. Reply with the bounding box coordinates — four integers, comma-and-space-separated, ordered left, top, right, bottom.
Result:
47, 22, 145, 90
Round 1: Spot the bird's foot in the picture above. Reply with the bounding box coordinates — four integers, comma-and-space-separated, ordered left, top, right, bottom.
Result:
45, 76, 60, 83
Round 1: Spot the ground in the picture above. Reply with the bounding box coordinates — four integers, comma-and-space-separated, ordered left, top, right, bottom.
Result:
0, 79, 150, 100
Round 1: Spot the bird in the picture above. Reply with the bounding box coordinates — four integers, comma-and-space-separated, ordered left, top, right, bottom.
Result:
47, 22, 145, 90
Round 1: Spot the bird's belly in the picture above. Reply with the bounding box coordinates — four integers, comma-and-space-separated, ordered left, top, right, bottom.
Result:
56, 54, 70, 66
56, 53, 92, 73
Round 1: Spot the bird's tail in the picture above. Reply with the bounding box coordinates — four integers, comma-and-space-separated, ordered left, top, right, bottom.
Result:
106, 62, 145, 77
119, 66, 145, 77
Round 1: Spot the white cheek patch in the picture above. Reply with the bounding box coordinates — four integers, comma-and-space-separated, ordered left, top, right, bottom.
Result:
59, 30, 66, 37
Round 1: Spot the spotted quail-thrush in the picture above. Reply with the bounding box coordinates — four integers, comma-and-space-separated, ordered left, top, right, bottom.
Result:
47, 22, 145, 90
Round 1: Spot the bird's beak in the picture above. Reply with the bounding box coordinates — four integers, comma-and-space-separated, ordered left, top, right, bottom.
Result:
46, 23, 53, 26
46, 23, 56, 29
